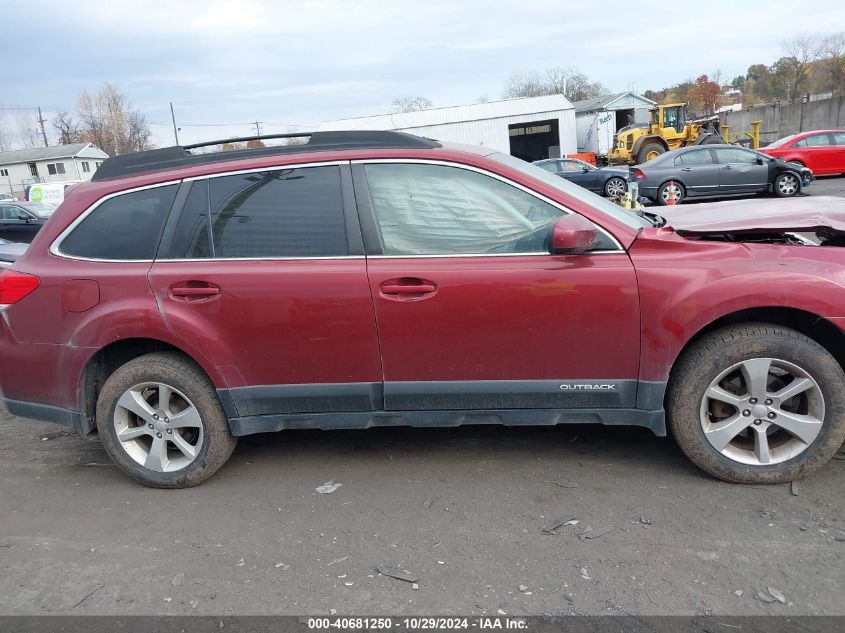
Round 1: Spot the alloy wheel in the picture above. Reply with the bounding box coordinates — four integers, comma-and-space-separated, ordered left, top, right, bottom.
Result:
778, 174, 799, 195
605, 178, 626, 198
113, 382, 204, 472
661, 183, 682, 203
699, 357, 824, 466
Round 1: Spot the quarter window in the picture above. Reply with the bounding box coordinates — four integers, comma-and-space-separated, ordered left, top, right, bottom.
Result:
167, 165, 348, 259
363, 163, 568, 255
60, 185, 178, 260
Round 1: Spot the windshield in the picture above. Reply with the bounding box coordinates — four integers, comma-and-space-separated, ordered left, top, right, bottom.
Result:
26, 203, 57, 218
489, 152, 650, 229
766, 134, 796, 148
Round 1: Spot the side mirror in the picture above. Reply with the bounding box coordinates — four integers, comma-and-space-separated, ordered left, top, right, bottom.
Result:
582, 166, 590, 172
17, 213, 30, 222
756, 156, 764, 165
550, 214, 597, 255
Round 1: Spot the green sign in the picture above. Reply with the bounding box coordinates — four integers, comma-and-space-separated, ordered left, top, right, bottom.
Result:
29, 185, 44, 202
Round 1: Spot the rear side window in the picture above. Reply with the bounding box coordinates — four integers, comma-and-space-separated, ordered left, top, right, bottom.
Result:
60, 185, 177, 260
796, 134, 831, 147
166, 166, 347, 259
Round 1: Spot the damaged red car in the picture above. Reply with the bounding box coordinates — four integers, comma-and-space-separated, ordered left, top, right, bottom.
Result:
1, 130, 844, 487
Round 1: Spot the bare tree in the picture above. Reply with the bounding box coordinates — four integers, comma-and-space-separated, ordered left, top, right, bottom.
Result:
502, 67, 607, 102
391, 96, 433, 113
0, 114, 9, 152
52, 111, 83, 145
782, 33, 823, 101
821, 32, 845, 93
71, 83, 153, 155
15, 113, 41, 149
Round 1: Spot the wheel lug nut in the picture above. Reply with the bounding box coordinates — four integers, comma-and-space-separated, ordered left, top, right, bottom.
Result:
156, 433, 162, 438
153, 414, 159, 420
148, 423, 154, 429
166, 429, 172, 434
768, 412, 776, 419
749, 398, 758, 405
754, 419, 762, 425
764, 399, 772, 405
742, 410, 750, 417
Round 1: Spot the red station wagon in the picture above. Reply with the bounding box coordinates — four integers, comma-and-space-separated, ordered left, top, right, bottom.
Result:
760, 130, 845, 175
1, 131, 844, 488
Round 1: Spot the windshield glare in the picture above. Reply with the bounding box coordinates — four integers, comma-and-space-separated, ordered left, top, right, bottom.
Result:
490, 152, 650, 229
767, 134, 796, 148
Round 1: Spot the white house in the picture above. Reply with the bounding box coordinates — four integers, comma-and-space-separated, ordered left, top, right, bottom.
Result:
573, 92, 656, 155
319, 95, 577, 162
0, 143, 109, 198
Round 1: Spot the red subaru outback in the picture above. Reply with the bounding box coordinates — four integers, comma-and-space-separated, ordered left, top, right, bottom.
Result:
1, 131, 844, 487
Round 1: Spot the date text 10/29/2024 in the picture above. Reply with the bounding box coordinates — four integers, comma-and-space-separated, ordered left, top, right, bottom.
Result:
307, 617, 528, 630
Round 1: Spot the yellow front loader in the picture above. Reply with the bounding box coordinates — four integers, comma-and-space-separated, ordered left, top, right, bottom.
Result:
609, 103, 723, 165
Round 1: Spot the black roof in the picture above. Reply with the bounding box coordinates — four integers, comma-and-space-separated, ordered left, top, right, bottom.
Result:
92, 131, 441, 182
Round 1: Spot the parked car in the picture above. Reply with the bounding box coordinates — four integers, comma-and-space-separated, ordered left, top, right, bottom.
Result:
0, 193, 16, 202
25, 181, 83, 205
631, 144, 814, 205
0, 238, 27, 267
2, 130, 844, 488
0, 201, 57, 243
759, 130, 845, 176
534, 158, 631, 198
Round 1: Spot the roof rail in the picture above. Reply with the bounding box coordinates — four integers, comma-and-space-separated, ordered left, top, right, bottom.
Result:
91, 130, 441, 181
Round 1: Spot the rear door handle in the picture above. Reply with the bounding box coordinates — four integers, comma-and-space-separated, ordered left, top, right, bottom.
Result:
680, 167, 692, 171
171, 283, 221, 299
723, 165, 733, 170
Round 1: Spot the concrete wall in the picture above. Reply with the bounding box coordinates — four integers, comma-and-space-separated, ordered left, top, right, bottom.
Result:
719, 96, 845, 145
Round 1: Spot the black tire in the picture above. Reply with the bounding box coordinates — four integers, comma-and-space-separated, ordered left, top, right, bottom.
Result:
656, 180, 685, 205
637, 142, 665, 164
773, 172, 802, 197
667, 323, 845, 484
693, 133, 724, 145
97, 352, 237, 488
604, 177, 627, 198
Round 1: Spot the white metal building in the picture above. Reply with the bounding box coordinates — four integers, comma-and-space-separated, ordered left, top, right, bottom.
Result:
0, 143, 109, 197
573, 92, 655, 155
319, 95, 577, 162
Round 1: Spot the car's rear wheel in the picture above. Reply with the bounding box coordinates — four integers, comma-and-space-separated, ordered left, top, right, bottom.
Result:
657, 180, 685, 205
774, 172, 801, 197
667, 323, 845, 483
97, 352, 237, 488
604, 177, 627, 198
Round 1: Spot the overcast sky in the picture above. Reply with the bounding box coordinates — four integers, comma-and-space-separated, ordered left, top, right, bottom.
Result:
2, 0, 844, 148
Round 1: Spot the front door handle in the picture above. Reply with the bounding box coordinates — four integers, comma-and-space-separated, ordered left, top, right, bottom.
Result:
723, 165, 733, 170
379, 278, 438, 301
680, 167, 692, 171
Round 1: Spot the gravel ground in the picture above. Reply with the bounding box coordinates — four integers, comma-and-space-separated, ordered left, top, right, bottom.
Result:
1, 411, 843, 616
2, 175, 844, 617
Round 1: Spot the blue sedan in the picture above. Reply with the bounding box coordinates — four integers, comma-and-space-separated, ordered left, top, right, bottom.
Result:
533, 158, 632, 198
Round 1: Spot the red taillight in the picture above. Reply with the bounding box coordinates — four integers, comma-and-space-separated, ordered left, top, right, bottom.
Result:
631, 168, 646, 180
0, 270, 40, 307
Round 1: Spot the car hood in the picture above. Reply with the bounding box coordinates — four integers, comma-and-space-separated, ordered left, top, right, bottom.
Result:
0, 241, 29, 263
658, 196, 845, 235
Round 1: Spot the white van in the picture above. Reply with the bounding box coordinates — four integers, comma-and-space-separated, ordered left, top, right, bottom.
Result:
25, 181, 83, 206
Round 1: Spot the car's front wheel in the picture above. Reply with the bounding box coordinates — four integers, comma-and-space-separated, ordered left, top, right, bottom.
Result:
774, 172, 801, 197
97, 352, 237, 488
604, 177, 627, 198
667, 324, 845, 483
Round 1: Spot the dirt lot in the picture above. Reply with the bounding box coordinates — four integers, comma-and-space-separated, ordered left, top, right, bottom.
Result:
2, 176, 844, 617
1, 410, 843, 617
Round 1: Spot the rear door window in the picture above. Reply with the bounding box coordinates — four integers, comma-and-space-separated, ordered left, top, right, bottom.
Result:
796, 134, 831, 147
60, 185, 178, 260
166, 166, 348, 259
831, 132, 845, 145
676, 150, 714, 166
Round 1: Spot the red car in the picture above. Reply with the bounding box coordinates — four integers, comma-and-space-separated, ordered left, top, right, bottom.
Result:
760, 130, 845, 175
1, 131, 844, 488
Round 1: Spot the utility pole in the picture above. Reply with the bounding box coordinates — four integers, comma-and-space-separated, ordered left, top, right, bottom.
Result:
253, 120, 263, 137
37, 106, 49, 147
170, 102, 180, 145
